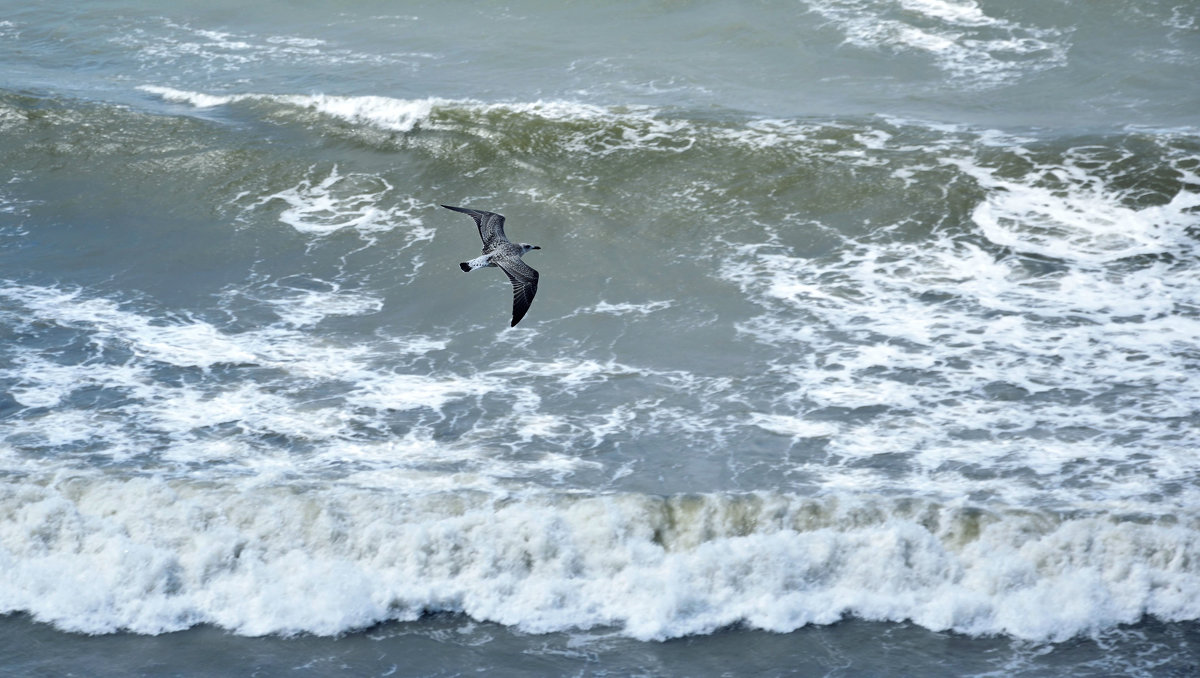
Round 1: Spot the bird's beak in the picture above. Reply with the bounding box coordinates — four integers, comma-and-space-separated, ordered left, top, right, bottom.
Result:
533, 246, 542, 250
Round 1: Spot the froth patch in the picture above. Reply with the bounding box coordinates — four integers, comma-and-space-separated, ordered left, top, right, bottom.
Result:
952, 152, 1200, 264
750, 413, 840, 439
722, 127, 1200, 509
249, 165, 429, 238
0, 283, 493, 470
117, 19, 430, 74
264, 287, 384, 328
0, 285, 257, 368
0, 282, 657, 488
804, 0, 1068, 86
586, 300, 674, 316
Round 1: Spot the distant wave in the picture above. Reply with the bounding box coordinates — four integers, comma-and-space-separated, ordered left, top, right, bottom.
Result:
140, 86, 445, 132
139, 86, 699, 157
802, 0, 1069, 86
113, 17, 433, 71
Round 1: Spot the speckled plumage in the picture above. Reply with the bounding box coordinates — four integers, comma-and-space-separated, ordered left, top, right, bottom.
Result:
444, 205, 541, 327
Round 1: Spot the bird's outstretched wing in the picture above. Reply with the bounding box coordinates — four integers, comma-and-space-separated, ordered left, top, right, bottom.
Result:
495, 255, 539, 327
441, 204, 508, 249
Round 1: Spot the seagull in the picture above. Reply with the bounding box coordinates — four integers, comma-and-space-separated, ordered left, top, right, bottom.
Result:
442, 204, 541, 327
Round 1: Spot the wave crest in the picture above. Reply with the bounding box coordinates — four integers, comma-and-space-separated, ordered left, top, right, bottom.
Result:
2, 477, 1196, 640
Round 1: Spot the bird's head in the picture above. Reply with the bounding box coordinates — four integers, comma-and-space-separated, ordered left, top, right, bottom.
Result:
522, 244, 541, 253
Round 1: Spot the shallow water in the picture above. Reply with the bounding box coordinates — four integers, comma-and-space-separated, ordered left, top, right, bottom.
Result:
2, 614, 1199, 678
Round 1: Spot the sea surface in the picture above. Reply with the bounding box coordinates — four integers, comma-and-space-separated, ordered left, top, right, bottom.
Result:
2, 1, 1199, 675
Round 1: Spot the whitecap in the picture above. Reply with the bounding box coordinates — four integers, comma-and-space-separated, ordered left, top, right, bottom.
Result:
2, 481, 1196, 641
803, 0, 1068, 86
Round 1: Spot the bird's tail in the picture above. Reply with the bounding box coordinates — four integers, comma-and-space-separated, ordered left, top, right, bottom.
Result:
459, 262, 471, 272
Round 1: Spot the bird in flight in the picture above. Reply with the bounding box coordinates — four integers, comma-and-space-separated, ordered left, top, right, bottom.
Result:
443, 204, 541, 327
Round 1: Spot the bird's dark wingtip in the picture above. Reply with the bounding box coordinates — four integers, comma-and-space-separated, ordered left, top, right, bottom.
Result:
459, 262, 471, 272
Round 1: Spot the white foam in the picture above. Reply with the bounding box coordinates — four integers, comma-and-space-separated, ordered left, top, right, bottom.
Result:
266, 35, 327, 48
0, 103, 29, 134
949, 151, 1200, 265
1, 480, 1197, 641
0, 282, 647, 488
751, 413, 840, 439
0, 283, 370, 430
116, 19, 429, 73
804, 0, 1068, 86
141, 86, 442, 133
246, 165, 429, 238
0, 285, 257, 367
0, 20, 19, 42
291, 95, 439, 133
722, 128, 1200, 509
141, 85, 240, 109
587, 300, 674, 316
897, 0, 993, 26
716, 118, 829, 150
263, 287, 384, 328
139, 86, 705, 157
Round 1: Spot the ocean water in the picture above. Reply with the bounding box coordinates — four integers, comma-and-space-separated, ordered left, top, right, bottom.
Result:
1, 0, 1199, 675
